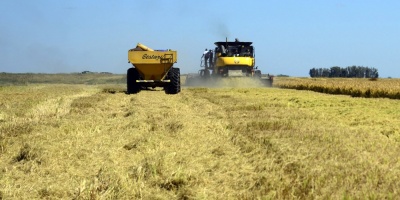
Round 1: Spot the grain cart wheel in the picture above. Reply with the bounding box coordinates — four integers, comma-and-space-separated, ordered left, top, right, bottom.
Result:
164, 68, 180, 94
177, 72, 181, 92
127, 68, 141, 94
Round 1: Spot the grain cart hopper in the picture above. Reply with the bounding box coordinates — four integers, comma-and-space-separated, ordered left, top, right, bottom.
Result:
186, 38, 273, 87
127, 43, 180, 94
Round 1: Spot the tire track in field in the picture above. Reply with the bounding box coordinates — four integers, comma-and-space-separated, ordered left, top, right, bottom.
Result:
187, 88, 294, 198
0, 86, 99, 141
124, 89, 263, 198
0, 85, 111, 199
27, 89, 99, 122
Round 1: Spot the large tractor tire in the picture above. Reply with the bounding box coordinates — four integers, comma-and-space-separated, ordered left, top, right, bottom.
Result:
263, 77, 273, 87
164, 68, 181, 94
127, 68, 141, 94
254, 70, 262, 78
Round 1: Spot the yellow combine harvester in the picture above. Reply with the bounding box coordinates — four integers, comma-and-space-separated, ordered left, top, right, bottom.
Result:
127, 43, 180, 94
186, 38, 273, 87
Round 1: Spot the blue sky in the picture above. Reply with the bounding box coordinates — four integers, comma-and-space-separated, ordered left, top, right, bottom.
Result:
0, 0, 399, 77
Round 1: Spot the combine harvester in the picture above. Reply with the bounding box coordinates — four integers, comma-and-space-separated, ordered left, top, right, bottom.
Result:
127, 43, 180, 94
186, 38, 273, 87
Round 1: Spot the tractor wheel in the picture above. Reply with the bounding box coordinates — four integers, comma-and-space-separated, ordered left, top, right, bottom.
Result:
185, 76, 192, 86
177, 72, 181, 92
264, 77, 273, 87
127, 68, 141, 94
254, 70, 262, 78
164, 68, 181, 94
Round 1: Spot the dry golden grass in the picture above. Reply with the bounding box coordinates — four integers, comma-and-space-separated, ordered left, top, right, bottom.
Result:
1, 77, 400, 199
0, 73, 125, 85
274, 77, 400, 99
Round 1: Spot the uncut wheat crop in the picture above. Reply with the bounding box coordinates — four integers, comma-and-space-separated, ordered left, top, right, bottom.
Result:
274, 77, 400, 99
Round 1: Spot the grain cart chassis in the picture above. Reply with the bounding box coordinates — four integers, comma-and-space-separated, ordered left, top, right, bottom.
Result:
127, 43, 180, 94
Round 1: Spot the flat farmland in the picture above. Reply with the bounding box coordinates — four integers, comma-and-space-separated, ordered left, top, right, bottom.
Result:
1, 77, 400, 199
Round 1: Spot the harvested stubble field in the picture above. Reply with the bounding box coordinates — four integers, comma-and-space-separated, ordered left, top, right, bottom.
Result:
1, 74, 400, 199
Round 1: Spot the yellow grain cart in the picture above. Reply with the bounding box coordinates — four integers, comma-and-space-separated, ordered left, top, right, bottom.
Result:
127, 43, 180, 94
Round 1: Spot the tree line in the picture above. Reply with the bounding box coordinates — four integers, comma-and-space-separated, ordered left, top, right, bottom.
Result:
309, 66, 379, 78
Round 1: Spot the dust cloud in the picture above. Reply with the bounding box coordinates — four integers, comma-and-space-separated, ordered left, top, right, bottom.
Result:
184, 76, 267, 88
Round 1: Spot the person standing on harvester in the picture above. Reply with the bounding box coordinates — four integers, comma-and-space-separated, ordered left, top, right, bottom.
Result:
208, 49, 213, 68
202, 48, 209, 68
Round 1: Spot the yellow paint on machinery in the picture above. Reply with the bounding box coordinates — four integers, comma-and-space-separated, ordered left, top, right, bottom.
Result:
127, 42, 180, 94
128, 43, 177, 80
211, 40, 256, 77
216, 57, 254, 67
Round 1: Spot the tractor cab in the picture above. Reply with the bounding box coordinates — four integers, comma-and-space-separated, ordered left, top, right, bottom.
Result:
214, 41, 254, 58
211, 40, 256, 77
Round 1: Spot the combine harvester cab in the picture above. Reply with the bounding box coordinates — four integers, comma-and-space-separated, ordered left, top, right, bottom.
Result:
186, 38, 273, 87
127, 43, 180, 94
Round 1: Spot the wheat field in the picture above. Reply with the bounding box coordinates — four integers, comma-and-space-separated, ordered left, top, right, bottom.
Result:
1, 77, 400, 199
274, 77, 400, 99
